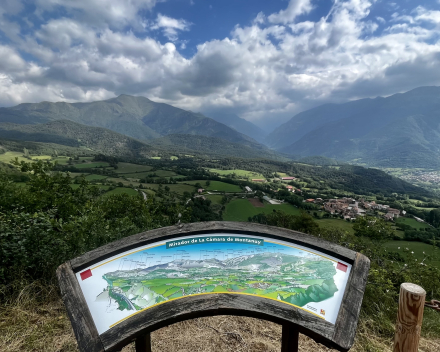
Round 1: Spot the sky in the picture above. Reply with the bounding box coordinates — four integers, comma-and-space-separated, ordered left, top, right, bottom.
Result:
1, 0, 440, 130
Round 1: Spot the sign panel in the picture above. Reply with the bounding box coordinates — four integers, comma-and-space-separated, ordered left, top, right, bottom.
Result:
76, 233, 352, 334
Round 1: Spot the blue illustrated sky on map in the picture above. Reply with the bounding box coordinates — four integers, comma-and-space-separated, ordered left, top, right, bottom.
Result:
113, 237, 320, 272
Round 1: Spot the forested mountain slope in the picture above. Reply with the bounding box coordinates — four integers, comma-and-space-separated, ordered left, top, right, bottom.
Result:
0, 120, 155, 158
265, 86, 440, 167
151, 134, 287, 160
0, 95, 262, 148
207, 112, 267, 142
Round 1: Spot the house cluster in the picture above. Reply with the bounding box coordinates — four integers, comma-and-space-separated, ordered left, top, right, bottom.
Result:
323, 198, 403, 221
304, 198, 323, 204
323, 198, 365, 219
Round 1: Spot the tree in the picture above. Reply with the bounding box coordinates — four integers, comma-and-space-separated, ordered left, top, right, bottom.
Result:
205, 180, 211, 187
353, 216, 394, 242
428, 208, 440, 228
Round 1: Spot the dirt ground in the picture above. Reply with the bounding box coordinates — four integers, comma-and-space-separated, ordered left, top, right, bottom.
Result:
249, 198, 264, 207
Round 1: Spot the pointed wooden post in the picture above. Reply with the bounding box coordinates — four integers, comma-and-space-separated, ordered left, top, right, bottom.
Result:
281, 324, 299, 352
393, 283, 426, 352
135, 333, 152, 352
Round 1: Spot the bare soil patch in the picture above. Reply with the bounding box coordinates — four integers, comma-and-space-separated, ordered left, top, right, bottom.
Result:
249, 198, 264, 207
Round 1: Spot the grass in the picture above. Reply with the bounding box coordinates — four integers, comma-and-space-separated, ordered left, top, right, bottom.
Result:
74, 162, 110, 169
208, 169, 265, 180
170, 156, 178, 160
103, 188, 139, 197
31, 155, 52, 160
154, 170, 177, 177
53, 157, 69, 165
115, 163, 152, 174
383, 240, 440, 268
107, 177, 135, 186
2, 282, 439, 352
205, 195, 224, 205
396, 217, 431, 230
120, 172, 153, 179
143, 183, 195, 194
151, 157, 161, 160
85, 174, 108, 181
315, 218, 355, 234
223, 199, 301, 222
0, 152, 31, 163
185, 180, 243, 193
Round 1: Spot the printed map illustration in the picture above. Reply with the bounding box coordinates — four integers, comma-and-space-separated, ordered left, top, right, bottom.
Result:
76, 234, 351, 334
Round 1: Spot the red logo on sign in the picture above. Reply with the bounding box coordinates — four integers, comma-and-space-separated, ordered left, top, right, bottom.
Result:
80, 269, 92, 280
320, 309, 326, 316
337, 262, 348, 272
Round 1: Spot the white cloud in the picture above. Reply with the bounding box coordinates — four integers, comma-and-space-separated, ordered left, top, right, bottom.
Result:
1, 0, 440, 129
268, 0, 314, 24
35, 0, 160, 29
151, 14, 192, 41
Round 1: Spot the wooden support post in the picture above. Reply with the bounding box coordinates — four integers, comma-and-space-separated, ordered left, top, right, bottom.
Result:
393, 283, 426, 352
135, 333, 152, 352
281, 324, 299, 352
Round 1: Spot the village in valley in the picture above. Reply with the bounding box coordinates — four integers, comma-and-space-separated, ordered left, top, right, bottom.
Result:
236, 174, 428, 225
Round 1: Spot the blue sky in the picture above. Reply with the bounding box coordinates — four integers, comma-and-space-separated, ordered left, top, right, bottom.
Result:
105, 236, 321, 272
0, 0, 440, 129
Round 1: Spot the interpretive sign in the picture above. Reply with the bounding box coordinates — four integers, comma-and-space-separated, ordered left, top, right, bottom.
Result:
57, 222, 370, 352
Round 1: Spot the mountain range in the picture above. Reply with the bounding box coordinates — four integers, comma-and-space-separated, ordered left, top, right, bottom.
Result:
0, 120, 155, 158
104, 252, 306, 278
150, 134, 286, 160
265, 86, 440, 168
0, 94, 261, 149
207, 112, 267, 143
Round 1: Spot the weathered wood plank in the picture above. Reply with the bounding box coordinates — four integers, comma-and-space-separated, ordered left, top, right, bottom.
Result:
58, 223, 367, 352
332, 253, 370, 351
56, 263, 104, 352
100, 294, 338, 352
70, 221, 357, 272
393, 283, 426, 352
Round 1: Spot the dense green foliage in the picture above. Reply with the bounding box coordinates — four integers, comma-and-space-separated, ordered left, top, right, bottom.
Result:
248, 210, 440, 338
0, 161, 185, 290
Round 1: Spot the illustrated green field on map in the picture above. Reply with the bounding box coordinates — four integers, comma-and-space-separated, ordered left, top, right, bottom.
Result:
77, 234, 351, 334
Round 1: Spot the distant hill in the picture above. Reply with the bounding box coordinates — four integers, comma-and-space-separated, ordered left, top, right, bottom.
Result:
297, 156, 344, 166
206, 112, 267, 143
0, 120, 155, 158
0, 95, 263, 150
265, 86, 440, 168
151, 134, 287, 160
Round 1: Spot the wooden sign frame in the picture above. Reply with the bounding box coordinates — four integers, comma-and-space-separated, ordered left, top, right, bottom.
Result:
57, 221, 370, 352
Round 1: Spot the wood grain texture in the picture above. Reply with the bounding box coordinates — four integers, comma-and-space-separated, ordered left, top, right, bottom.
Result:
56, 263, 104, 352
70, 221, 357, 272
100, 293, 340, 352
393, 283, 426, 352
57, 222, 368, 352
282, 324, 299, 352
332, 253, 370, 351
